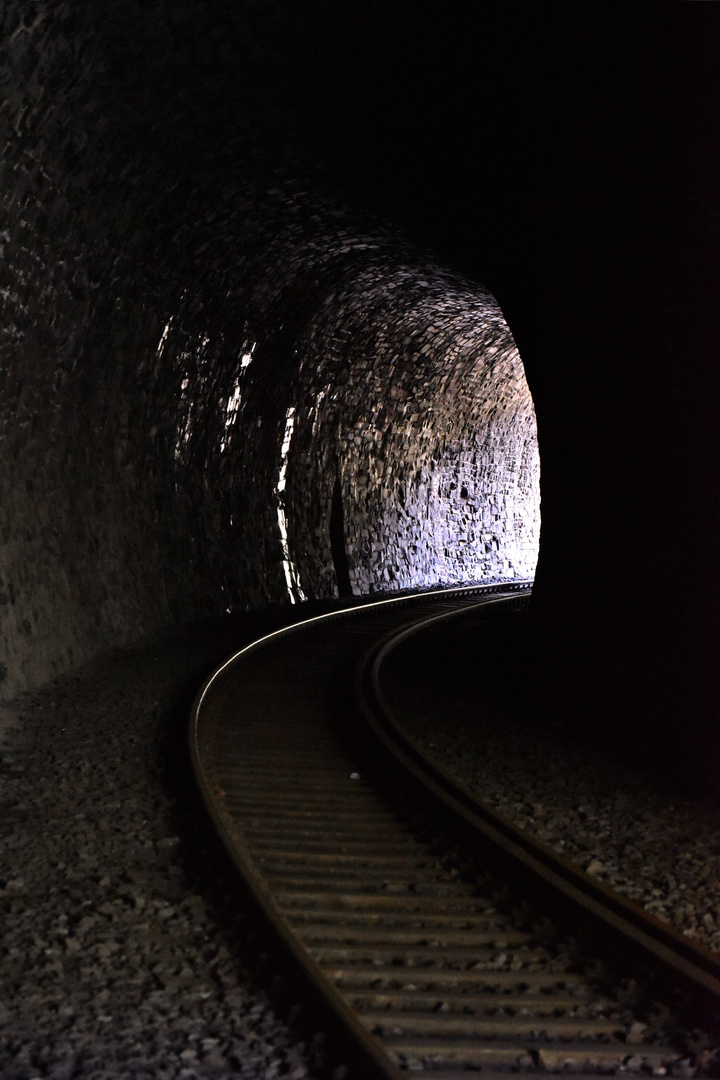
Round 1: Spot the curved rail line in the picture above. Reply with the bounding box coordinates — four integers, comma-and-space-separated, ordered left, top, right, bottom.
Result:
190, 586, 720, 1078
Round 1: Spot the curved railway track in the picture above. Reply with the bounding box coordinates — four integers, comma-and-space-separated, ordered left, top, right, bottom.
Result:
190, 586, 720, 1078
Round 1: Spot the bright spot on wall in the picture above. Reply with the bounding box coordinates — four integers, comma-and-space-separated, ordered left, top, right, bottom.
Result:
172, 330, 212, 463
276, 406, 306, 604
175, 376, 192, 461
309, 387, 328, 438
220, 342, 256, 452
220, 382, 242, 453
157, 319, 172, 357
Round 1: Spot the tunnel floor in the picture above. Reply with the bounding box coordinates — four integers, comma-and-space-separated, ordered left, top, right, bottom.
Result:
2, 608, 720, 1077
383, 641, 720, 960
0, 614, 323, 1080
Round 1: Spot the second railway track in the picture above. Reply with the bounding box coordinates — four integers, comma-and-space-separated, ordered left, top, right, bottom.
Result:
190, 586, 720, 1078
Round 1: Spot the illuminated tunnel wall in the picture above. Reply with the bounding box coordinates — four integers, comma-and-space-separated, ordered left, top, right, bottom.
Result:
151, 186, 539, 610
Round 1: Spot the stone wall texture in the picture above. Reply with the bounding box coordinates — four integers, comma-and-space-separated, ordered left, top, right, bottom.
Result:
0, 3, 539, 699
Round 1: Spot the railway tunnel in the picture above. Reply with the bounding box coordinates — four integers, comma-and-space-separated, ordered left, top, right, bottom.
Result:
2, 3, 720, 1074
1, 3, 718, 775
0, 4, 548, 701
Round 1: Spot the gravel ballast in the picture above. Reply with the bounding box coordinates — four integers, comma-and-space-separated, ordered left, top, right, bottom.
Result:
5, 598, 720, 1078
0, 614, 322, 1080
381, 617, 720, 958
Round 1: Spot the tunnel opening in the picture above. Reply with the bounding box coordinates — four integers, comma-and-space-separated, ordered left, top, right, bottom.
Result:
143, 185, 540, 613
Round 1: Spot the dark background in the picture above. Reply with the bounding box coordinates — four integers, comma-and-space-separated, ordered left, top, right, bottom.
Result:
269, 2, 720, 779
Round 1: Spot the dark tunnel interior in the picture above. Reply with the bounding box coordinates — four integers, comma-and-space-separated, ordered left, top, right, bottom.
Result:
1, 2, 720, 782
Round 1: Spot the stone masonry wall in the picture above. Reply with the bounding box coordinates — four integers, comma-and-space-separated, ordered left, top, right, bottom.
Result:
137, 181, 539, 610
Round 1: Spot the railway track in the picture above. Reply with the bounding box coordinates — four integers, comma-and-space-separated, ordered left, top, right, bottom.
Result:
190, 585, 720, 1077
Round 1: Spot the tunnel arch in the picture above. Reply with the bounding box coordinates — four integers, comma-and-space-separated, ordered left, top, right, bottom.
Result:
141, 184, 540, 608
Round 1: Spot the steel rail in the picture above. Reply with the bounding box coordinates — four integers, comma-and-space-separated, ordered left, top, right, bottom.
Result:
189, 583, 529, 1079
190, 581, 529, 733
190, 584, 720, 1077
358, 605, 720, 1035
363, 606, 720, 1000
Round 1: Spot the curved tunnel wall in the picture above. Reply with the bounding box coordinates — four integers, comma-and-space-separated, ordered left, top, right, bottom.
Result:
152, 187, 539, 609
0, 6, 539, 700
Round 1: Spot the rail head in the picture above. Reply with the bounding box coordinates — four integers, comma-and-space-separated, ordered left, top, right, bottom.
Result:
190, 579, 532, 740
